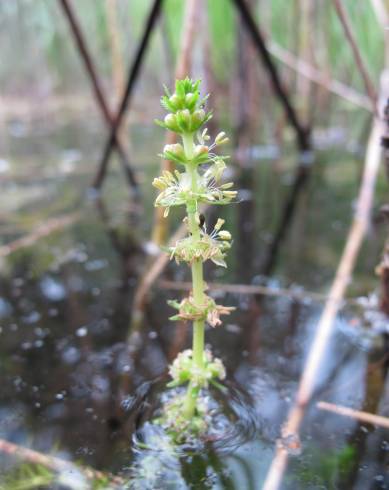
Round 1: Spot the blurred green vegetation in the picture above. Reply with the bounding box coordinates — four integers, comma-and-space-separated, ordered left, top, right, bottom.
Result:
0, 0, 383, 94
291, 444, 357, 489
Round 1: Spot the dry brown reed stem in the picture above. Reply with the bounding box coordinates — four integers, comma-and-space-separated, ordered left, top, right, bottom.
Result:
105, 0, 125, 100
152, 0, 199, 245
105, 0, 130, 154
268, 42, 374, 112
0, 438, 124, 486
317, 401, 389, 429
331, 0, 378, 108
262, 114, 384, 490
296, 0, 315, 125
0, 213, 79, 258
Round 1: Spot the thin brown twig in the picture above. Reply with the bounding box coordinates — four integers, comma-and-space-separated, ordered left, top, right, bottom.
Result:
262, 114, 384, 489
317, 401, 389, 429
331, 0, 378, 108
0, 213, 80, 258
0, 438, 124, 486
268, 42, 374, 112
158, 279, 363, 306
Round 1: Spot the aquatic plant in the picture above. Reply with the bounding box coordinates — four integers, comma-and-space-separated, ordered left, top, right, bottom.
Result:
153, 78, 236, 432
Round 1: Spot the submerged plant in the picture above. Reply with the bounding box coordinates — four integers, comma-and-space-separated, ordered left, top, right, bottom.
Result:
153, 78, 236, 434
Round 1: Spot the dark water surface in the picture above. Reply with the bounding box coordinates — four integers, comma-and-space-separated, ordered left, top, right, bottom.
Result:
0, 114, 388, 489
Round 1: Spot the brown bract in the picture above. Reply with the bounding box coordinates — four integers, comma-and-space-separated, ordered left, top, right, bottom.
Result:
169, 294, 235, 327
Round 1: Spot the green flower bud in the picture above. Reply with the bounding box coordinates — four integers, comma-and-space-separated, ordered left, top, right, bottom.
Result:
164, 143, 186, 162
190, 109, 206, 131
164, 113, 179, 132
194, 145, 208, 155
193, 145, 209, 164
185, 92, 197, 111
176, 109, 191, 132
169, 94, 181, 111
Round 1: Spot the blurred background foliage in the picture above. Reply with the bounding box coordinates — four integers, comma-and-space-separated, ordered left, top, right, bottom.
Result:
0, 0, 382, 127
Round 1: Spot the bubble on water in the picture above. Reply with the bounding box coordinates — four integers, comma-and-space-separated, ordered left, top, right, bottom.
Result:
62, 346, 80, 364
22, 311, 41, 324
91, 375, 109, 400
76, 326, 88, 337
225, 323, 241, 334
40, 276, 66, 301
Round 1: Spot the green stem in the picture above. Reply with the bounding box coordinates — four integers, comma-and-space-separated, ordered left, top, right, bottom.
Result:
182, 132, 206, 418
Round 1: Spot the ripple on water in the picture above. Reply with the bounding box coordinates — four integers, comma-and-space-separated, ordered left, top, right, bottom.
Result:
121, 377, 261, 488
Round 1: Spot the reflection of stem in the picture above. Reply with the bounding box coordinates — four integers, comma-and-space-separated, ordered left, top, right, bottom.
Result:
183, 383, 200, 419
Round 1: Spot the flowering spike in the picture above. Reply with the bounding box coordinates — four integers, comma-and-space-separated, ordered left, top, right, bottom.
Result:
153, 79, 237, 428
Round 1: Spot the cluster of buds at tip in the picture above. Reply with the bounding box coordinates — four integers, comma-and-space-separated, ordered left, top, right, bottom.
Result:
155, 79, 212, 135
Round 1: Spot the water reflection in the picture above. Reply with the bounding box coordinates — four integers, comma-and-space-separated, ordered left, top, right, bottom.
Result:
0, 114, 388, 488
